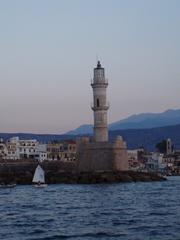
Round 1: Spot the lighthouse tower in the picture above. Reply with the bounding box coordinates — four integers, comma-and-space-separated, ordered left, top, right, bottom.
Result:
76, 61, 129, 172
91, 61, 109, 142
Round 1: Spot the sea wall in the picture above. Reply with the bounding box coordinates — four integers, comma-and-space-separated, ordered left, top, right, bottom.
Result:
0, 160, 166, 184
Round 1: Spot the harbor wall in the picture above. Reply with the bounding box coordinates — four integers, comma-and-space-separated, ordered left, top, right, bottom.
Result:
0, 159, 165, 184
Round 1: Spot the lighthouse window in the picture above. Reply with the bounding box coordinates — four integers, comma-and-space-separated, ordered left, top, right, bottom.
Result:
97, 98, 100, 107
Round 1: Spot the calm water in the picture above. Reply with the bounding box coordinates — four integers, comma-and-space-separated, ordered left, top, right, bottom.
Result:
0, 177, 180, 240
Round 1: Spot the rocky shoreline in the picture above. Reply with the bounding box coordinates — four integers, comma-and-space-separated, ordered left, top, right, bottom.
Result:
0, 160, 166, 184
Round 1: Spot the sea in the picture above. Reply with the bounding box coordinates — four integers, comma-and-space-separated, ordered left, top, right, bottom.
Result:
0, 176, 180, 240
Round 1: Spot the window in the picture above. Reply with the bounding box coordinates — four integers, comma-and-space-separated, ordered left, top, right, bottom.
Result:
97, 98, 100, 107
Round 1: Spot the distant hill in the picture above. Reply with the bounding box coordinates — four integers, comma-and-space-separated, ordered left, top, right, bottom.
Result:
0, 133, 75, 143
109, 124, 180, 151
66, 124, 93, 135
66, 109, 180, 135
110, 109, 180, 131
1, 124, 180, 151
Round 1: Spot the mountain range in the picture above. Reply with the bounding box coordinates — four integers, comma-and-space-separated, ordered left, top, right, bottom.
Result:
66, 109, 180, 135
0, 124, 180, 151
1, 109, 180, 151
109, 124, 180, 151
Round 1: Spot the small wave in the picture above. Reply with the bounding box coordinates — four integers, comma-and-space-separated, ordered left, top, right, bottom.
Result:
31, 229, 46, 235
149, 211, 172, 216
40, 232, 127, 239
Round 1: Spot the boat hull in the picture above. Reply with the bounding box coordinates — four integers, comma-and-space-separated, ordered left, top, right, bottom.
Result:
33, 184, 48, 188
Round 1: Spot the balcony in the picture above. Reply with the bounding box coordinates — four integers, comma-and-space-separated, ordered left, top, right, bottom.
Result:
91, 78, 108, 87
91, 102, 109, 111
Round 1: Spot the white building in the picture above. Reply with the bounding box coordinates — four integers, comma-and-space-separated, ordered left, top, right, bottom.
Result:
145, 152, 166, 173
35, 144, 47, 162
18, 138, 38, 159
4, 137, 38, 160
5, 137, 20, 160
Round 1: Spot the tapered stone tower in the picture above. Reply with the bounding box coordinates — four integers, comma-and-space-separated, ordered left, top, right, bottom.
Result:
76, 61, 129, 172
91, 61, 109, 142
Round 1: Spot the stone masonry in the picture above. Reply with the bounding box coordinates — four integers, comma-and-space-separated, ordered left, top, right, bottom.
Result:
76, 136, 128, 172
76, 61, 129, 172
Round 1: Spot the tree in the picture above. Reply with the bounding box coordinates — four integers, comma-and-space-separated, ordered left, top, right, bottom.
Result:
155, 140, 167, 153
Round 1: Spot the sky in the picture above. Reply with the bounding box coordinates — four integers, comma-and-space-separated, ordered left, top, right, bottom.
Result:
0, 0, 179, 134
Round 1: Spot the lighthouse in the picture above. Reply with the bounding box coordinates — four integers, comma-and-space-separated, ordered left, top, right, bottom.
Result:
91, 61, 109, 142
76, 61, 129, 172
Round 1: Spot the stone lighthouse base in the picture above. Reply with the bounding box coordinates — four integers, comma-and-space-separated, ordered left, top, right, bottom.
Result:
76, 136, 129, 172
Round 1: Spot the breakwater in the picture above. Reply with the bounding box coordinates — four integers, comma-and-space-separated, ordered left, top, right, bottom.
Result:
0, 160, 166, 184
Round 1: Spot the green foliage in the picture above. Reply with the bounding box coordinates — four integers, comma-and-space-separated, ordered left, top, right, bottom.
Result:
155, 139, 167, 153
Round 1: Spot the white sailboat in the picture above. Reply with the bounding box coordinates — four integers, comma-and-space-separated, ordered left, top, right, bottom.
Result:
32, 165, 47, 187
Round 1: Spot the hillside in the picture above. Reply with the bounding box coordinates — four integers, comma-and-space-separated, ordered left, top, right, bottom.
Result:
66, 109, 180, 135
0, 133, 74, 143
109, 124, 180, 151
1, 124, 180, 151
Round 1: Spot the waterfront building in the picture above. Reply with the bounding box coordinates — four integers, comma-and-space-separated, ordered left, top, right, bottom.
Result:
18, 138, 38, 159
128, 149, 141, 170
47, 141, 76, 162
47, 142, 64, 161
0, 141, 8, 159
144, 152, 166, 173
3, 137, 38, 160
36, 144, 47, 162
63, 140, 76, 162
5, 137, 20, 160
0, 137, 76, 163
165, 150, 180, 174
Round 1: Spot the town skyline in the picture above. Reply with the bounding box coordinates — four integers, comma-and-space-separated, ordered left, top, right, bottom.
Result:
0, 0, 179, 133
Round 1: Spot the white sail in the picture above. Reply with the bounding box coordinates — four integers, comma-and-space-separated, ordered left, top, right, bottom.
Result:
32, 165, 45, 183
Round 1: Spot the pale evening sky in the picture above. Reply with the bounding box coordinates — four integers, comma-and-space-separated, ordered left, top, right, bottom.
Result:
0, 0, 179, 134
